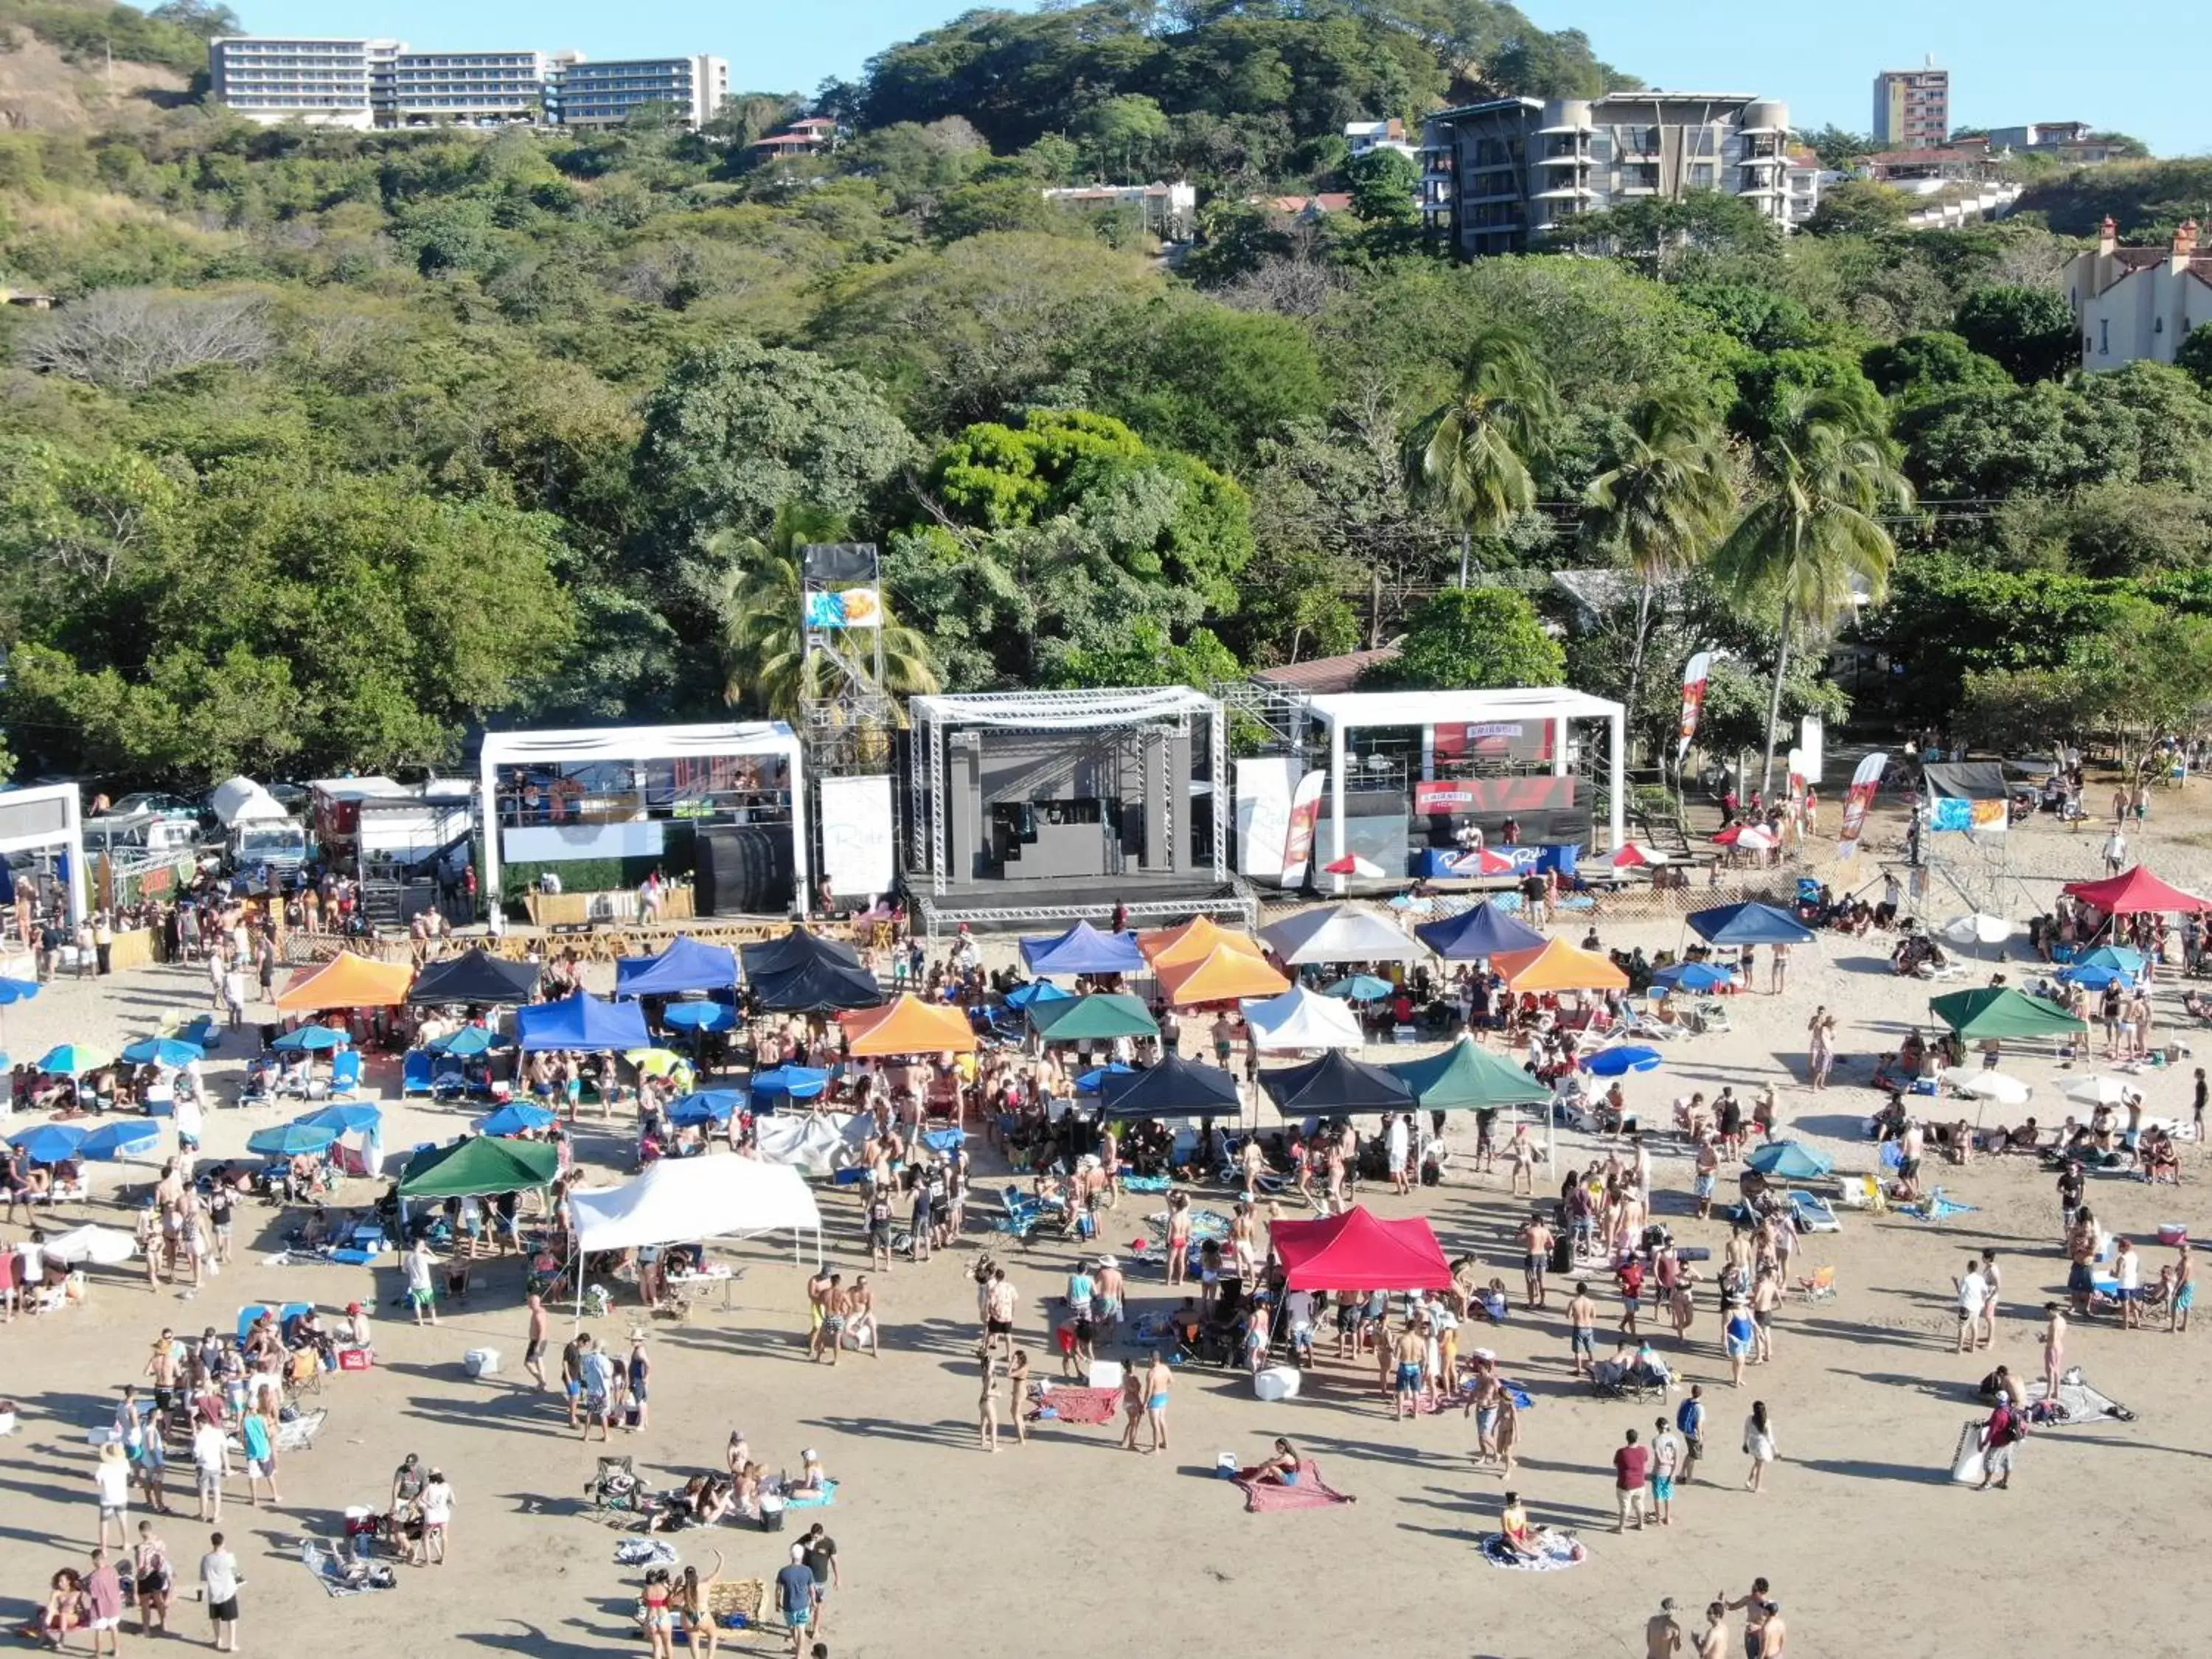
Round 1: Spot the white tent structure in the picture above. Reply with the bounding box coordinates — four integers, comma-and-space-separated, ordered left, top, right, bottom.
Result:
42, 1224, 137, 1267
755, 1112, 869, 1178
569, 1155, 823, 1269
1260, 903, 1427, 966
1242, 985, 1365, 1051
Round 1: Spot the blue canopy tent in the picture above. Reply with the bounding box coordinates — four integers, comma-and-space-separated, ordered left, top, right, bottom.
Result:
1076, 1062, 1137, 1093
1414, 902, 1546, 960
515, 991, 652, 1054
1745, 1140, 1833, 1180
613, 935, 740, 998
667, 1088, 748, 1125
1686, 902, 1816, 946
476, 1101, 557, 1137
1096, 1052, 1242, 1121
1018, 921, 1145, 977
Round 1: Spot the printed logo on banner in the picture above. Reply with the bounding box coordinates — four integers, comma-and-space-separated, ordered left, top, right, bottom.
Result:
1835, 751, 1888, 860
1677, 650, 1716, 759
803, 588, 883, 629
1279, 770, 1328, 887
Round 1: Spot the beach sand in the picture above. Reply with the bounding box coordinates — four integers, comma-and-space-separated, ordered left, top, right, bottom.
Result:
4, 784, 2210, 1659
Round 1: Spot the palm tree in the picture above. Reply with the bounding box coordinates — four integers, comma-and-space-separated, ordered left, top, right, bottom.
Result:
1582, 390, 1737, 748
1710, 386, 1914, 796
712, 504, 939, 723
1413, 327, 1558, 586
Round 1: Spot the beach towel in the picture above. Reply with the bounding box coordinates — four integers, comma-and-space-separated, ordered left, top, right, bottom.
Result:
1421, 1380, 1535, 1416
783, 1479, 838, 1509
1121, 1174, 1171, 1194
614, 1538, 679, 1568
1033, 1386, 1120, 1425
2026, 1370, 2136, 1426
1904, 1189, 1978, 1222
299, 1540, 396, 1598
1232, 1460, 1354, 1514
1480, 1529, 1586, 1571
1148, 1207, 1233, 1244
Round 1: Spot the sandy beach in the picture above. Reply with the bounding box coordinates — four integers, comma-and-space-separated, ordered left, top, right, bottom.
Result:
4, 785, 2211, 1659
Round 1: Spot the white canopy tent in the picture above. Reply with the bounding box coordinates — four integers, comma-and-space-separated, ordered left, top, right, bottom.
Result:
1259, 903, 1428, 966
476, 721, 809, 917
569, 1155, 824, 1268
0, 781, 88, 938
1288, 687, 1627, 896
1242, 985, 1365, 1051
755, 1111, 869, 1178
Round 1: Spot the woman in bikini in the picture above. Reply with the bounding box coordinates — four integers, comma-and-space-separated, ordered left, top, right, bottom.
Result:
1247, 1438, 1301, 1485
1165, 1194, 1192, 1286
639, 1568, 676, 1659
132, 1523, 172, 1638
1117, 1366, 1146, 1452
678, 1552, 725, 1659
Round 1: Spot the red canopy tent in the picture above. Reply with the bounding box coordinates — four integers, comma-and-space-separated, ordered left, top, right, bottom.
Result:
1267, 1205, 1453, 1291
2061, 865, 2212, 916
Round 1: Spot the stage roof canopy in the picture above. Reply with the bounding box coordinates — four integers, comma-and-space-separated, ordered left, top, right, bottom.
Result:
909, 686, 1222, 730
1290, 686, 1625, 731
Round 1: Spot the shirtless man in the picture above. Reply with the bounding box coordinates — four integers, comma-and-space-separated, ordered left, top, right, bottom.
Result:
522, 1293, 549, 1390
843, 1275, 879, 1358
804, 1268, 835, 1363
1164, 1196, 1192, 1287
1520, 1213, 1555, 1310
1566, 1281, 1600, 1380
1727, 1582, 1778, 1659
1141, 1352, 1172, 1453
1391, 1322, 1426, 1420
1694, 1135, 1721, 1221
1694, 1603, 1728, 1659
1646, 1599, 1683, 1659
820, 1279, 849, 1367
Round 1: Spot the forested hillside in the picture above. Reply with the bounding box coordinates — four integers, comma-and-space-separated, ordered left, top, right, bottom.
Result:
2, 0, 2211, 791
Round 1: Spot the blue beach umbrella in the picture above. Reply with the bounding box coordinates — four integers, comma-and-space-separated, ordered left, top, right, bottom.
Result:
1004, 980, 1077, 1012
661, 1001, 737, 1034
0, 977, 41, 1004
1323, 973, 1396, 1003
667, 1090, 745, 1127
37, 1043, 109, 1076
81, 1121, 163, 1161
271, 1025, 347, 1053
246, 1121, 341, 1158
476, 1101, 558, 1137
10, 1122, 88, 1164
1580, 1045, 1663, 1078
1652, 961, 1735, 993
296, 1102, 382, 1134
1746, 1139, 1833, 1180
431, 1026, 509, 1057
1077, 1062, 1137, 1093
121, 1037, 205, 1068
749, 1066, 829, 1100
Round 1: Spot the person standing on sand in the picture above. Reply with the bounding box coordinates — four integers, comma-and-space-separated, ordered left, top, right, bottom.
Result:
1677, 1385, 1707, 1484
1646, 1599, 1683, 1659
1742, 1401, 1778, 1493
1566, 1281, 1599, 1379
976, 1360, 998, 1453
1649, 1416, 1683, 1526
1727, 1581, 1773, 1659
2041, 1304, 2067, 1396
1117, 1364, 1144, 1453
1769, 943, 1789, 996
1954, 1256, 1989, 1353
1006, 1349, 1030, 1446
2171, 1243, 2194, 1334
1391, 1322, 1425, 1420
523, 1293, 549, 1390
1142, 1351, 1172, 1453
1520, 1213, 1554, 1310
1695, 1601, 1728, 1659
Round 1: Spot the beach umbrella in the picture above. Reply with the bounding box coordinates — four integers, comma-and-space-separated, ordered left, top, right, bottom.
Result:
270, 1025, 347, 1053
1580, 1044, 1663, 1077
246, 1121, 340, 1158
625, 1048, 689, 1078
0, 976, 41, 1004
748, 1067, 828, 1100
1939, 913, 2014, 947
1077, 1062, 1138, 1093
2057, 964, 2132, 990
38, 1043, 111, 1076
476, 1101, 557, 1137
667, 1091, 743, 1127
120, 1037, 204, 1068
1323, 852, 1386, 878
1938, 1068, 2031, 1106
1608, 843, 1669, 869
1323, 973, 1396, 1003
2076, 945, 2148, 975
80, 1121, 163, 1161
2060, 1075, 2138, 1107
661, 1001, 737, 1034
1004, 979, 1077, 1013
297, 1102, 383, 1134
1652, 961, 1735, 993
10, 1121, 86, 1164
1745, 1140, 1832, 1180
431, 1026, 507, 1057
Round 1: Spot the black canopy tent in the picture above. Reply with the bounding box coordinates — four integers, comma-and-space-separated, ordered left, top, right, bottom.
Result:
740, 925, 866, 980
749, 956, 886, 1015
406, 947, 542, 1006
1095, 1051, 1242, 1120
1260, 1049, 1415, 1117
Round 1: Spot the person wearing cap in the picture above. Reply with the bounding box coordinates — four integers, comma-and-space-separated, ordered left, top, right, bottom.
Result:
1646, 1598, 1683, 1658
773, 1541, 817, 1658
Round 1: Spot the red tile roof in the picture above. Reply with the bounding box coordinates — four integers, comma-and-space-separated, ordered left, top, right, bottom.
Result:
1252, 647, 1399, 694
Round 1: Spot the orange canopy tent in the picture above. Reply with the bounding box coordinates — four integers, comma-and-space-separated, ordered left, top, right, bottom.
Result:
837, 994, 978, 1057
1158, 945, 1291, 1006
1141, 916, 1269, 970
276, 952, 416, 1011
1489, 937, 1629, 993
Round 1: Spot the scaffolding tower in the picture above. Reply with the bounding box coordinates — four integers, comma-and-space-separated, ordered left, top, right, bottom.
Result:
798, 543, 902, 895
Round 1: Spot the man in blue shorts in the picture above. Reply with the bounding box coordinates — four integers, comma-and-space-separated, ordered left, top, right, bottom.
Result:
775, 1543, 818, 1659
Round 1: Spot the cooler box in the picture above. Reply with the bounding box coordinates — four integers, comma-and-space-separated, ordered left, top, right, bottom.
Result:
337, 1348, 372, 1372
1087, 1360, 1124, 1390
2157, 1223, 2188, 1246
1253, 1366, 1301, 1402
463, 1348, 501, 1379
1214, 1453, 1239, 1478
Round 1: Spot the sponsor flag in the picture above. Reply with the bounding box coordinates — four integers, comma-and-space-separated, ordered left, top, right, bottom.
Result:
1279, 770, 1328, 887
1676, 651, 1715, 760
1836, 751, 1887, 860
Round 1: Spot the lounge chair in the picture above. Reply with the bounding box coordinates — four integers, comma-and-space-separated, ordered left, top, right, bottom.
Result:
1787, 1190, 1840, 1233
329, 1051, 364, 1100
401, 1051, 434, 1098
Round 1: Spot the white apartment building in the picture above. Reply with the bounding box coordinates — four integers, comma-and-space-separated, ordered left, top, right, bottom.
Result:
208, 36, 400, 128
553, 55, 728, 129
209, 38, 727, 130
1420, 94, 1794, 258
2062, 218, 2212, 372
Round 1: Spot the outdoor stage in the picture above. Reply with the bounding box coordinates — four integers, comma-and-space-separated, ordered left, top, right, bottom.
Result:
916, 871, 1255, 936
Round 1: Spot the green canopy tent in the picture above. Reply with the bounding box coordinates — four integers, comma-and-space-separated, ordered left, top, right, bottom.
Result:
1929, 987, 2085, 1043
1029, 992, 1161, 1044
397, 1136, 560, 1199
1388, 1036, 1557, 1175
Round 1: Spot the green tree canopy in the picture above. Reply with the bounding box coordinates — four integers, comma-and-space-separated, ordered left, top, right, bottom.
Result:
1360, 587, 1565, 691
1953, 285, 2081, 383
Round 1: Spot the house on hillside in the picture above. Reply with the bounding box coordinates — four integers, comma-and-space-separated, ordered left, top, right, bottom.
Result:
754, 116, 842, 159
1344, 118, 1419, 162
2061, 217, 2212, 372
1040, 181, 1197, 241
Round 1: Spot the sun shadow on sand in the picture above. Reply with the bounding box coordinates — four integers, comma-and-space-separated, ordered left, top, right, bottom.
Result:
1798, 1456, 1950, 1484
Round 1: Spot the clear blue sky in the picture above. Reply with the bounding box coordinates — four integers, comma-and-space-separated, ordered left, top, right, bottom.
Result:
234, 1, 2208, 158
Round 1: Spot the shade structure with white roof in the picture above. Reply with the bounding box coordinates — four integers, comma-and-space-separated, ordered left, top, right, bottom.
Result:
1285, 686, 1626, 894
1018, 921, 1145, 978
1259, 903, 1427, 966
1414, 902, 1545, 960
754, 1111, 869, 1177
613, 934, 740, 998
1242, 985, 1365, 1051
515, 991, 653, 1054
568, 1155, 823, 1266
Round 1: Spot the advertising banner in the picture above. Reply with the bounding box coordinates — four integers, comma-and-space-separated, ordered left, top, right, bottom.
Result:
1279, 769, 1328, 888
1836, 751, 1888, 861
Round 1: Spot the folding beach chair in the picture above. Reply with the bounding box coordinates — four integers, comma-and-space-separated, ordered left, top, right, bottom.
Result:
1787, 1189, 1841, 1234
1792, 1265, 1837, 1303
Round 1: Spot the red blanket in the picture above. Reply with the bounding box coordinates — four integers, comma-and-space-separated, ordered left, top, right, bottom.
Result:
1234, 1460, 1354, 1513
1034, 1386, 1121, 1426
